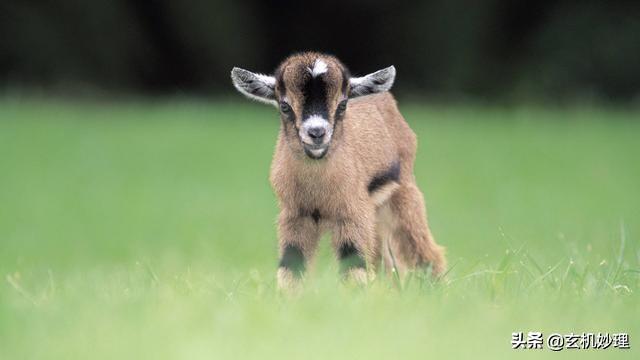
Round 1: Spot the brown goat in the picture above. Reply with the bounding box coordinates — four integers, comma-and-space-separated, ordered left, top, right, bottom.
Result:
231, 52, 445, 288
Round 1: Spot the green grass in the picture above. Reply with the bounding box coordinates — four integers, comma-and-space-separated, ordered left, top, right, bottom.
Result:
0, 99, 638, 359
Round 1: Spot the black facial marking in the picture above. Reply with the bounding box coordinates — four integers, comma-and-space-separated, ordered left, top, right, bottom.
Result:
368, 160, 401, 193
279, 245, 305, 276
338, 242, 366, 272
301, 74, 329, 121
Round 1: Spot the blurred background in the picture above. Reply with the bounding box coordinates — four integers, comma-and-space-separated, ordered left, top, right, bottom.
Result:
1, 0, 639, 102
2, 2, 640, 360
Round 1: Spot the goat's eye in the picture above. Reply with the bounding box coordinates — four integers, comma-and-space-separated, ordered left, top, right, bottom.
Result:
280, 102, 292, 113
337, 100, 347, 113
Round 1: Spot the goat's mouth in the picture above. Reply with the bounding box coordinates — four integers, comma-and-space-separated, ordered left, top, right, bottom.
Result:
302, 143, 328, 159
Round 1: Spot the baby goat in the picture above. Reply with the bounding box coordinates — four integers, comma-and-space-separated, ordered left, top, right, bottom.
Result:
231, 52, 445, 288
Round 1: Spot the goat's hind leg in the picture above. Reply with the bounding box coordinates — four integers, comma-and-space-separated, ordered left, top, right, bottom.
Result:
375, 202, 408, 278
390, 183, 446, 276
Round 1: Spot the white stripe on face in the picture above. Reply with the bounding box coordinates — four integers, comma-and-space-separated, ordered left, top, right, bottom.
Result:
300, 115, 333, 145
307, 59, 328, 78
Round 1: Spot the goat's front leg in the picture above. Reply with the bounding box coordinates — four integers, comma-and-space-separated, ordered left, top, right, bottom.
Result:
332, 209, 377, 284
276, 208, 320, 290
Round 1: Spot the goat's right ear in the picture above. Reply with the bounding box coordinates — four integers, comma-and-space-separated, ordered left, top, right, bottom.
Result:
231, 67, 277, 106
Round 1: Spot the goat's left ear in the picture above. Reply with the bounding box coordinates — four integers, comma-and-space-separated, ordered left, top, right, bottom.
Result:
231, 67, 277, 106
349, 66, 396, 98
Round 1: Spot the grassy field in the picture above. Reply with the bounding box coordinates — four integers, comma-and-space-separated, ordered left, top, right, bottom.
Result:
0, 98, 638, 359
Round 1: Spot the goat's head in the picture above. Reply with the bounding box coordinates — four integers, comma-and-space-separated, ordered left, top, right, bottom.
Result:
231, 52, 395, 159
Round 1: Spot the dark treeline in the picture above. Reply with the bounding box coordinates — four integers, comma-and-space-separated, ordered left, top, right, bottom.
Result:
1, 0, 639, 101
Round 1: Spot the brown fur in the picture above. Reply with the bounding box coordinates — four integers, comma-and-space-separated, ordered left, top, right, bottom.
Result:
232, 52, 446, 288
269, 53, 446, 287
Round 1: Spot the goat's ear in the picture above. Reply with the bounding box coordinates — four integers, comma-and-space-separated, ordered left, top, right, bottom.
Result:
231, 67, 277, 106
349, 66, 396, 98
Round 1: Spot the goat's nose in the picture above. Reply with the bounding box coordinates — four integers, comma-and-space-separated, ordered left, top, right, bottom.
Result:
307, 127, 326, 142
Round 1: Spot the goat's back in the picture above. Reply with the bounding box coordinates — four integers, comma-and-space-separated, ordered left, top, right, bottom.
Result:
339, 92, 417, 181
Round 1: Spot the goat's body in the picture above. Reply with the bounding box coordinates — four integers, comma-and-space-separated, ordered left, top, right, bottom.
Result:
232, 52, 445, 287
270, 92, 445, 282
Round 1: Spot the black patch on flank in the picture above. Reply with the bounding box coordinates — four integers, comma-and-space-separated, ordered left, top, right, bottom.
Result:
338, 242, 366, 272
278, 245, 305, 276
301, 73, 329, 121
367, 160, 401, 193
